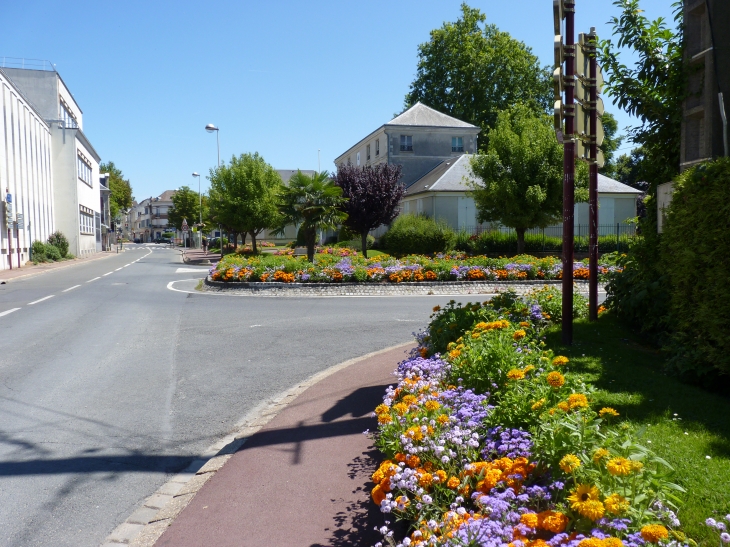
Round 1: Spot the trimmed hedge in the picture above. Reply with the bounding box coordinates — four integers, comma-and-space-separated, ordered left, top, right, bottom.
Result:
662, 158, 730, 377
381, 214, 455, 256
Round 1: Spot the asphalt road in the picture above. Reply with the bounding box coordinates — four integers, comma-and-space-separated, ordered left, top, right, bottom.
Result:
0, 244, 459, 547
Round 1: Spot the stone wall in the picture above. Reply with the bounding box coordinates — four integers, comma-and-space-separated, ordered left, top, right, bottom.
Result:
203, 277, 592, 297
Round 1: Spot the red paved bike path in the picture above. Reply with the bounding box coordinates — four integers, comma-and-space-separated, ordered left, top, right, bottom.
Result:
155, 345, 412, 547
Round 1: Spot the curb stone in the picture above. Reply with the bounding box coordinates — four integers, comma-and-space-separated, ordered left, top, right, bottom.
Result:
99, 341, 414, 547
203, 276, 593, 297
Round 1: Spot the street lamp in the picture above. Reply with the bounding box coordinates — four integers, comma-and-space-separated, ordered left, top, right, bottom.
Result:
192, 172, 202, 249
205, 123, 223, 260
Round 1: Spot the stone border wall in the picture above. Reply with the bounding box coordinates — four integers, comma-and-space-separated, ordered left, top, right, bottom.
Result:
203, 277, 591, 297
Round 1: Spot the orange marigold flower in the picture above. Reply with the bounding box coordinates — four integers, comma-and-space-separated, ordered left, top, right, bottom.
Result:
377, 414, 392, 424
603, 538, 624, 547
537, 510, 568, 533
557, 401, 570, 412
578, 538, 604, 547
405, 454, 421, 468
445, 476, 460, 489
519, 322, 531, 328
546, 371, 565, 388
552, 356, 570, 366
640, 525, 669, 543
567, 393, 589, 409
434, 470, 448, 484
393, 403, 409, 416
424, 400, 440, 412
394, 453, 406, 463
507, 369, 526, 380
520, 513, 539, 528
449, 349, 461, 360
432, 305, 441, 312
419, 347, 429, 358
371, 484, 385, 505
513, 329, 527, 340
418, 472, 433, 488
374, 404, 389, 415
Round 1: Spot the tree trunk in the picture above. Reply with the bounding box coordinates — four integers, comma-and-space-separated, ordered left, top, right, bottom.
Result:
361, 230, 369, 259
516, 228, 526, 254
250, 231, 258, 254
305, 227, 317, 262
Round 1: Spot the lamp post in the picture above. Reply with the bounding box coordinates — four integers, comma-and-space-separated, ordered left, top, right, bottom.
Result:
192, 172, 202, 249
205, 124, 222, 260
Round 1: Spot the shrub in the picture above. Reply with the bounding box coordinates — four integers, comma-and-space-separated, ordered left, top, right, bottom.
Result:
47, 231, 69, 258
661, 158, 730, 378
335, 235, 374, 251
44, 244, 62, 261
381, 214, 455, 256
31, 240, 49, 263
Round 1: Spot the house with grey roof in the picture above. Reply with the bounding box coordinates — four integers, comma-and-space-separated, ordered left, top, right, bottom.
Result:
401, 155, 643, 235
334, 102, 481, 189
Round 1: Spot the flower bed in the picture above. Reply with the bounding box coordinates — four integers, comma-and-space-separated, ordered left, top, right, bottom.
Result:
367, 289, 706, 547
209, 251, 621, 284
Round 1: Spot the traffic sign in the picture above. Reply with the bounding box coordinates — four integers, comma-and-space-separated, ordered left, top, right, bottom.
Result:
16, 213, 24, 229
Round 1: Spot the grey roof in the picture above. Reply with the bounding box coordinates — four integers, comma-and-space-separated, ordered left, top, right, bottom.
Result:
405, 155, 475, 196
405, 157, 643, 197
387, 102, 479, 129
277, 169, 317, 184
597, 173, 643, 194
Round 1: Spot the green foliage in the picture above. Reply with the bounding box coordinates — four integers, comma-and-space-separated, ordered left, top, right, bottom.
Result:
469, 104, 588, 253
598, 112, 624, 179
208, 152, 283, 253
661, 159, 730, 378
336, 235, 374, 251
44, 243, 62, 261
31, 240, 49, 263
456, 229, 635, 254
100, 161, 133, 220
47, 231, 69, 258
598, 0, 685, 200
404, 3, 551, 144
274, 171, 348, 261
168, 186, 201, 232
381, 214, 455, 256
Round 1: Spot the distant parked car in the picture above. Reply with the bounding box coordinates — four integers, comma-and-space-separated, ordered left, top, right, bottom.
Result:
134, 238, 141, 243
160, 237, 172, 244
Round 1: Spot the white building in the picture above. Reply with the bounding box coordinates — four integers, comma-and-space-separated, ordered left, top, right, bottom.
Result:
0, 66, 56, 270
2, 62, 102, 258
131, 190, 176, 242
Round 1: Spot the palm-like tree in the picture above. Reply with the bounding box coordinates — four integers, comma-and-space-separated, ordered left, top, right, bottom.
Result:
276, 171, 348, 261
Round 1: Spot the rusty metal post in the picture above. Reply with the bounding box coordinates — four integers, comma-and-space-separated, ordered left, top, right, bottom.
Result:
589, 30, 599, 321
561, 0, 576, 345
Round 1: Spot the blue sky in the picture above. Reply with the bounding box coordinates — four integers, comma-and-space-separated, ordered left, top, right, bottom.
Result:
1, 0, 677, 200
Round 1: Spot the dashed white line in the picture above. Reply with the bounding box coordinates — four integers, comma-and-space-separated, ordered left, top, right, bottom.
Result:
103, 272, 113, 276
0, 308, 21, 317
28, 295, 55, 305
87, 277, 101, 283
115, 267, 123, 271
62, 285, 81, 292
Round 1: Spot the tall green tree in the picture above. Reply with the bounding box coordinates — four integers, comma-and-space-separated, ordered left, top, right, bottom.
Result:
275, 171, 347, 262
208, 153, 282, 254
405, 3, 551, 146
469, 104, 587, 253
168, 186, 201, 232
100, 161, 133, 219
598, 0, 684, 192
598, 112, 624, 179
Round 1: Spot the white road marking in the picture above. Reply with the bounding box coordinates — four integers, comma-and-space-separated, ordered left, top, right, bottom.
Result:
250, 324, 262, 328
28, 295, 54, 305
115, 267, 123, 271
87, 277, 101, 283
103, 272, 113, 276
62, 285, 81, 292
0, 308, 21, 317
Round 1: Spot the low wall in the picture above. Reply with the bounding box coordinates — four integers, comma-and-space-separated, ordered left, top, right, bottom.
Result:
203, 277, 592, 297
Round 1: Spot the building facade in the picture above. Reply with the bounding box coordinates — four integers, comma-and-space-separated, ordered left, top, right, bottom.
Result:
2, 64, 102, 258
131, 190, 176, 242
0, 67, 56, 270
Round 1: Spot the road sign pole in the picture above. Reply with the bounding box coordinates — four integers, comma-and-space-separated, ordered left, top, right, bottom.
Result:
561, 0, 576, 345
16, 222, 21, 267
589, 29, 599, 321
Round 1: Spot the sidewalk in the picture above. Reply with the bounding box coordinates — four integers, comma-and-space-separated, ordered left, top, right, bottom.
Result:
0, 251, 117, 283
153, 344, 411, 547
181, 249, 220, 265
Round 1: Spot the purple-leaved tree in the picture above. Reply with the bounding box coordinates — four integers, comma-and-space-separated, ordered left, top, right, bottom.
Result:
332, 164, 405, 258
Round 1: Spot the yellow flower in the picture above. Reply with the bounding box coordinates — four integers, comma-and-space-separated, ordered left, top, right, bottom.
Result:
603, 538, 624, 547
599, 407, 620, 418
507, 369, 526, 380
568, 393, 589, 409
552, 356, 570, 366
567, 484, 600, 510
402, 394, 417, 405
630, 460, 644, 472
640, 525, 669, 543
604, 493, 630, 515
592, 448, 609, 464
606, 457, 633, 476
578, 539, 604, 547
392, 403, 408, 416
437, 414, 449, 425
576, 499, 605, 521
405, 427, 424, 442
418, 472, 433, 488
471, 332, 481, 339
546, 371, 565, 388
519, 321, 530, 328
449, 349, 461, 359
378, 414, 392, 424
557, 401, 570, 412
520, 513, 539, 528
432, 305, 441, 312
531, 398, 546, 411
374, 404, 389, 415
559, 454, 581, 473
513, 329, 526, 341
434, 470, 448, 484
424, 400, 440, 412
446, 476, 460, 489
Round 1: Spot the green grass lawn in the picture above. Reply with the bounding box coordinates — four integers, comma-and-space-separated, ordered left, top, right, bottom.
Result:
546, 315, 730, 545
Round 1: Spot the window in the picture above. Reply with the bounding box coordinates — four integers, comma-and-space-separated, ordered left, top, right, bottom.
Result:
366, 144, 371, 161
79, 205, 94, 234
77, 152, 93, 186
375, 139, 380, 156
357, 152, 361, 166
60, 98, 78, 129
452, 137, 464, 153
400, 135, 413, 151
